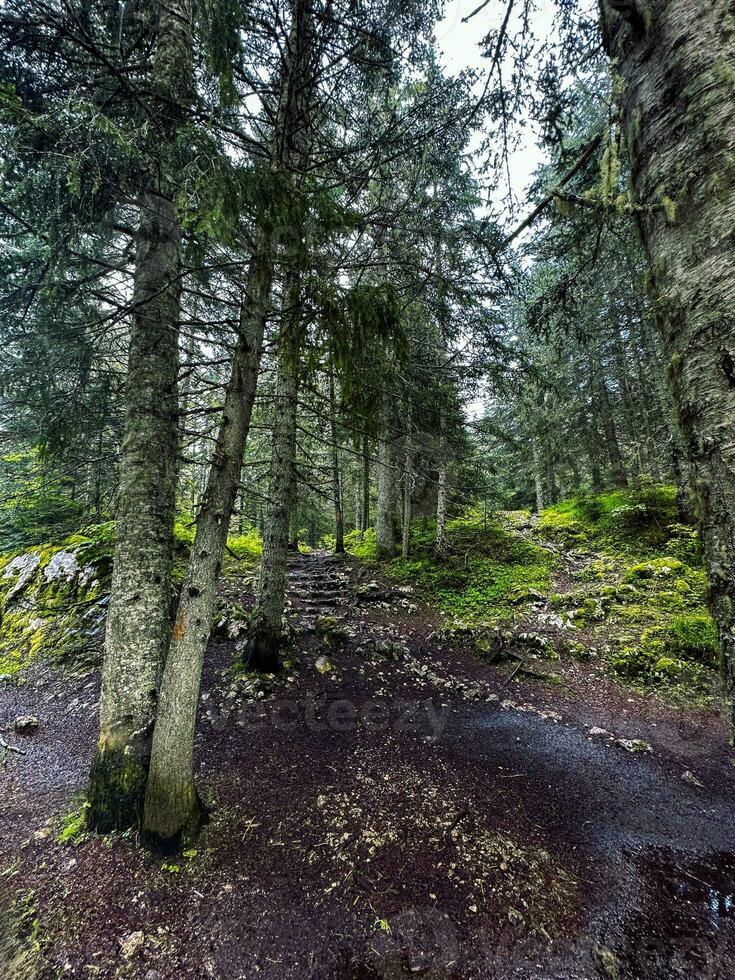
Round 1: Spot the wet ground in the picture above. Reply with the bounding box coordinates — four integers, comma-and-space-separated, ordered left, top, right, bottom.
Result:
1, 551, 734, 979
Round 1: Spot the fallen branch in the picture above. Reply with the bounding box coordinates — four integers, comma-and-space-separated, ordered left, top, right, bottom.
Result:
0, 737, 26, 755
445, 809, 469, 837
504, 655, 553, 683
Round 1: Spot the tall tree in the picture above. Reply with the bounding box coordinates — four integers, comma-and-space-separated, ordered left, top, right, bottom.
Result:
600, 0, 735, 735
88, 0, 193, 832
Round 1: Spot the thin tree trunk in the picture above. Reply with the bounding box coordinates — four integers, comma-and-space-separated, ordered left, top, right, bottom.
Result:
611, 321, 644, 482
246, 279, 303, 671
639, 311, 695, 518
602, 0, 735, 734
142, 249, 271, 846
546, 462, 558, 505
361, 430, 370, 535
329, 363, 344, 553
87, 0, 191, 833
354, 456, 362, 532
376, 422, 396, 557
532, 435, 545, 512
591, 353, 628, 487
435, 419, 449, 556
402, 438, 413, 559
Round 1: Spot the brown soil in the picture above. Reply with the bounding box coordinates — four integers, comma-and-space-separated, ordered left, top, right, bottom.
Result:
1, 551, 734, 979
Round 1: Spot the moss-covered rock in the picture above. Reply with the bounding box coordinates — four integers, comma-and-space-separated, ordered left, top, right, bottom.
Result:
0, 525, 114, 675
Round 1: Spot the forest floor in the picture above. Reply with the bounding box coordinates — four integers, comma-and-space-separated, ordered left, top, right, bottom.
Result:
2, 522, 735, 979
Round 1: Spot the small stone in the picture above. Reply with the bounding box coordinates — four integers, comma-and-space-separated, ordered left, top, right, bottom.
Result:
594, 944, 621, 979
13, 715, 39, 735
540, 710, 562, 722
682, 769, 704, 788
0, 674, 13, 685
615, 737, 652, 754
507, 908, 524, 927
588, 727, 609, 738
315, 656, 333, 674
119, 931, 145, 958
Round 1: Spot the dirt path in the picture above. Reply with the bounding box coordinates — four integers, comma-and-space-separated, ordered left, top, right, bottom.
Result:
1, 551, 734, 979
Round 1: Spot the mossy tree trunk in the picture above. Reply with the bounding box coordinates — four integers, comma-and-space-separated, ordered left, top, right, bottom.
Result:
88, 0, 192, 833
142, 247, 272, 847
242, 0, 313, 671
639, 310, 695, 519
601, 0, 735, 733
532, 435, 545, 513
435, 419, 449, 556
246, 295, 303, 671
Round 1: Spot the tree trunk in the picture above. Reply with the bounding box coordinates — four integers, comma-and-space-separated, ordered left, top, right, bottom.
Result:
87, 0, 191, 833
402, 438, 413, 559
376, 424, 396, 557
591, 353, 628, 487
532, 436, 545, 512
353, 456, 362, 532
361, 430, 370, 535
329, 363, 345, 553
245, 280, 303, 671
601, 0, 735, 733
546, 463, 558, 506
142, 249, 271, 847
639, 310, 695, 518
611, 321, 644, 482
435, 420, 449, 556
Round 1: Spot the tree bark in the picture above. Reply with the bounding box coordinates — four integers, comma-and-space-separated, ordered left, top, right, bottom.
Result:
245, 281, 303, 671
591, 352, 628, 487
88, 0, 191, 833
329, 363, 345, 553
361, 430, 370, 535
532, 436, 545, 513
435, 419, 449, 556
401, 438, 413, 559
142, 248, 271, 847
601, 0, 735, 733
376, 423, 396, 557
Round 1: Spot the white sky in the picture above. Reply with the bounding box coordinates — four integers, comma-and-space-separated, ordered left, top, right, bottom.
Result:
436, 0, 558, 203
434, 3, 559, 421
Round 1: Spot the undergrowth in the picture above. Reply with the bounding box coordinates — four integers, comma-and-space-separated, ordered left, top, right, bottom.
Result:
0, 518, 262, 677
534, 485, 717, 699
347, 485, 719, 703
346, 509, 554, 625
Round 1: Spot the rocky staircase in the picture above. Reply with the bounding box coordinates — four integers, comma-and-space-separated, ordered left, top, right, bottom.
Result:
285, 551, 353, 629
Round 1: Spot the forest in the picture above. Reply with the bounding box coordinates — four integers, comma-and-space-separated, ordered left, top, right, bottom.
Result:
1, 0, 734, 977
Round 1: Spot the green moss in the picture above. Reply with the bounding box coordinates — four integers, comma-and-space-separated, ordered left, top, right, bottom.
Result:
626, 556, 684, 580
56, 798, 90, 845
348, 511, 553, 626
344, 527, 378, 562
225, 528, 262, 562
669, 611, 719, 665
538, 485, 682, 553
537, 487, 716, 700
87, 744, 149, 834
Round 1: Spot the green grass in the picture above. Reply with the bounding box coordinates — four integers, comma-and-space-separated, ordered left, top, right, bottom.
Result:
346, 510, 554, 625
346, 488, 719, 703
539, 486, 717, 696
